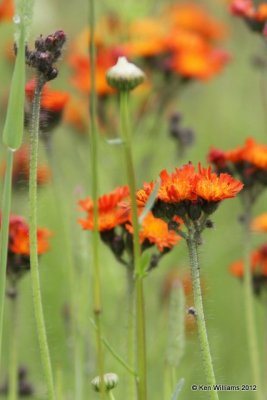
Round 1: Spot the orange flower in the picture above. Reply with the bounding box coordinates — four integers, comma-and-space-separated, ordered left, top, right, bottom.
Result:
136, 182, 155, 208
170, 46, 230, 80
122, 18, 167, 58
230, 0, 267, 31
164, 3, 226, 41
64, 97, 89, 133
79, 186, 130, 231
0, 0, 14, 21
69, 48, 119, 95
158, 164, 198, 203
230, 247, 267, 277
251, 213, 267, 232
25, 80, 69, 112
8, 215, 51, 256
126, 212, 181, 251
242, 138, 267, 170
195, 165, 244, 202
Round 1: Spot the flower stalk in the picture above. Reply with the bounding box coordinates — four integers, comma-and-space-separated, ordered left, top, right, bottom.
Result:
186, 223, 219, 400
29, 75, 55, 400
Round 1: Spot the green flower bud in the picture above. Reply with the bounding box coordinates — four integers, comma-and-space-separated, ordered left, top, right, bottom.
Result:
106, 56, 145, 91
91, 372, 119, 393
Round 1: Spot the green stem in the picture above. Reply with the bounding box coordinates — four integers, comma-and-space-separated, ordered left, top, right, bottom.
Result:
126, 268, 136, 399
242, 197, 263, 400
186, 227, 219, 400
8, 297, 18, 400
29, 76, 55, 400
89, 0, 105, 396
120, 90, 147, 400
108, 391, 116, 400
0, 148, 13, 361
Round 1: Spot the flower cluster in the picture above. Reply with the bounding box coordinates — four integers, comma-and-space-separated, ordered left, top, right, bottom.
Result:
137, 163, 243, 228
230, 0, 267, 33
69, 4, 229, 100
208, 138, 267, 201
0, 214, 51, 290
78, 185, 180, 269
0, 146, 51, 189
230, 243, 267, 295
122, 3, 229, 81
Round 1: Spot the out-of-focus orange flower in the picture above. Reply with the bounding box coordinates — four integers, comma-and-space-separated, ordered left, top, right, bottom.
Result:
195, 165, 244, 202
164, 3, 226, 41
230, 0, 267, 32
170, 46, 230, 80
25, 80, 70, 112
64, 97, 89, 133
79, 186, 130, 231
242, 138, 267, 170
251, 213, 267, 232
0, 146, 51, 186
126, 211, 181, 251
122, 18, 167, 58
230, 243, 267, 295
0, 0, 14, 21
8, 215, 51, 256
69, 51, 118, 96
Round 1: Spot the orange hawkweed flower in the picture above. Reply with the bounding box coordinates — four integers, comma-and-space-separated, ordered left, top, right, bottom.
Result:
195, 165, 244, 202
164, 3, 226, 41
126, 212, 181, 251
69, 48, 119, 96
230, 243, 267, 295
251, 213, 267, 232
0, 0, 14, 21
170, 46, 230, 80
9, 216, 51, 256
79, 186, 130, 231
158, 164, 198, 203
242, 138, 267, 170
230, 0, 267, 32
122, 18, 167, 58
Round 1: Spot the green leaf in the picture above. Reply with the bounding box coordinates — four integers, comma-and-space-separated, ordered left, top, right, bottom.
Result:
171, 378, 185, 400
2, 27, 25, 150
139, 249, 152, 277
138, 178, 160, 224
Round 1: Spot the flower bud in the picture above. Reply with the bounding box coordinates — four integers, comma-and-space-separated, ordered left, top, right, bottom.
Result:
91, 373, 119, 392
106, 57, 145, 91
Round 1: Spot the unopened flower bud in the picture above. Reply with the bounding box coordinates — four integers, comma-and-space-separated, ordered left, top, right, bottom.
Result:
91, 373, 119, 392
106, 56, 145, 91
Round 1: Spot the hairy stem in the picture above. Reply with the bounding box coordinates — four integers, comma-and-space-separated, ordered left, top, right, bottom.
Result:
186, 226, 219, 400
29, 76, 55, 400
